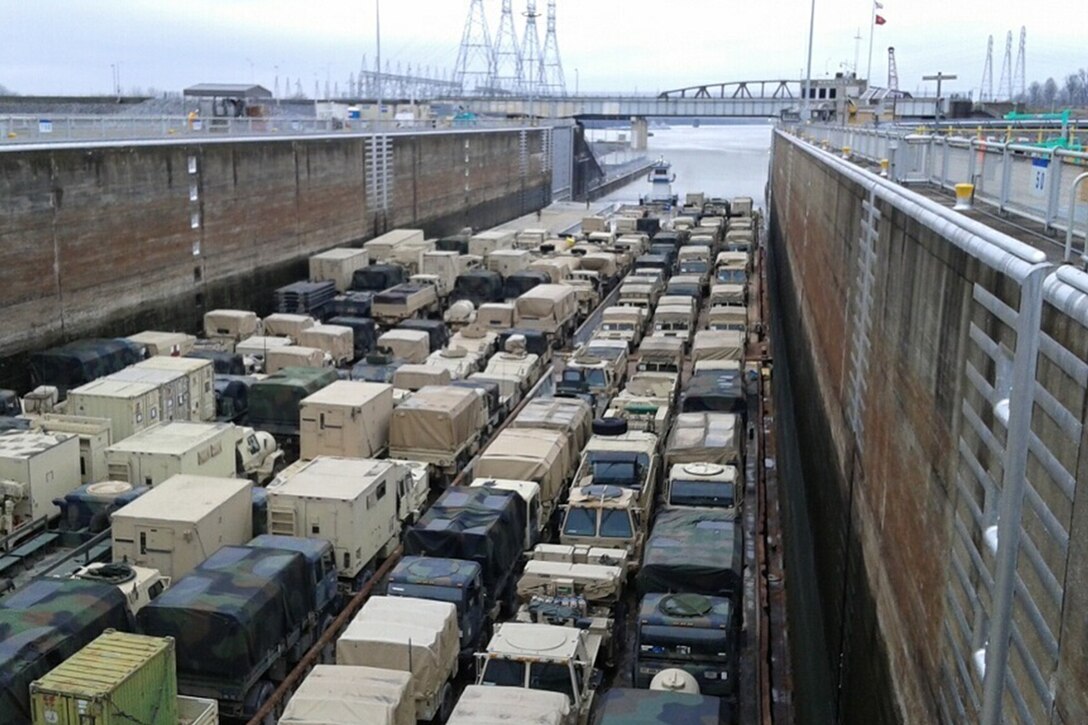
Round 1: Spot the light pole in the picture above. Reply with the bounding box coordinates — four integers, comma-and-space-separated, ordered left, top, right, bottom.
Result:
802, 0, 816, 121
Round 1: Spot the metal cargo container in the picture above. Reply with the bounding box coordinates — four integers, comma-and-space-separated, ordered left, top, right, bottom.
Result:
29, 338, 146, 399
110, 474, 253, 580
136, 356, 216, 422
279, 665, 413, 725
0, 430, 81, 533
468, 229, 516, 257
298, 325, 354, 366
68, 379, 162, 441
267, 457, 401, 583
107, 367, 190, 424
203, 309, 260, 342
125, 331, 197, 357
309, 247, 369, 292
105, 421, 243, 487
265, 346, 327, 374
364, 229, 425, 263
29, 631, 178, 725
27, 414, 113, 485
299, 381, 394, 460
262, 313, 315, 342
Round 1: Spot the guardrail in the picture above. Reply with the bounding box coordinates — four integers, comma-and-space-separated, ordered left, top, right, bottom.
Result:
0, 114, 539, 145
796, 124, 1088, 252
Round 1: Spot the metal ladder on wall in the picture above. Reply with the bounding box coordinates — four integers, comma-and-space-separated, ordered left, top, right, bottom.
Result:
367, 134, 393, 226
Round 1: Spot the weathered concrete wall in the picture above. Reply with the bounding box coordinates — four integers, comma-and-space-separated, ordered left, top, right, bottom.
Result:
0, 128, 549, 388
770, 129, 1088, 724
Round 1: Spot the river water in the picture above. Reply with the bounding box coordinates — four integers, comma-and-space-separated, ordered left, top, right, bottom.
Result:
597, 122, 775, 208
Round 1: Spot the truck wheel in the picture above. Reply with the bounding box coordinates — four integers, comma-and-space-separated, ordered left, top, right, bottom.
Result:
319, 614, 336, 663
243, 680, 277, 725
433, 682, 455, 724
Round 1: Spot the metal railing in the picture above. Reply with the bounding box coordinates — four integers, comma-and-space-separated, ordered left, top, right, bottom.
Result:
796, 124, 1088, 253
0, 114, 539, 146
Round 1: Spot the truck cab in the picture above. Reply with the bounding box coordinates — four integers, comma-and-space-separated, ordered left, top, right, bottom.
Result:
451, 270, 505, 308
572, 425, 660, 512
503, 270, 550, 303
596, 306, 647, 350
634, 592, 737, 697
560, 484, 644, 569
651, 306, 696, 351
70, 561, 170, 615
567, 270, 602, 318
476, 623, 599, 725
715, 251, 749, 284
636, 336, 685, 375
665, 462, 740, 513
246, 534, 339, 622
470, 477, 544, 549
557, 355, 618, 414
352, 263, 406, 294
387, 556, 489, 665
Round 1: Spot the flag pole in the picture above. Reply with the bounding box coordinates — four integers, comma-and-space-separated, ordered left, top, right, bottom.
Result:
803, 0, 816, 121
866, 1, 877, 84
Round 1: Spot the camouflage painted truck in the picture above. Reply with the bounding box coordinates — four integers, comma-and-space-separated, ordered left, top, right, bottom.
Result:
0, 577, 134, 724
246, 366, 339, 458
137, 536, 339, 721
594, 688, 722, 725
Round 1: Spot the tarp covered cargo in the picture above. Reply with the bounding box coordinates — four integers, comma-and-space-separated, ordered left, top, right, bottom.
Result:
389, 385, 482, 454
137, 546, 309, 681
637, 508, 743, 598
680, 372, 745, 414
447, 685, 570, 725
29, 339, 145, 398
377, 330, 431, 364
405, 487, 525, 598
262, 313, 315, 341
514, 284, 577, 322
665, 412, 742, 466
691, 330, 745, 363
126, 330, 197, 357
595, 688, 721, 725
392, 364, 452, 391
265, 346, 326, 373
474, 428, 570, 506
0, 579, 133, 723
204, 310, 260, 341
715, 251, 749, 270
448, 327, 499, 357
709, 284, 746, 307
298, 325, 354, 363
708, 306, 747, 330
279, 665, 413, 725
511, 397, 593, 452
638, 336, 685, 367
336, 597, 457, 716
517, 559, 624, 602
426, 347, 481, 380
247, 367, 338, 433
578, 253, 618, 277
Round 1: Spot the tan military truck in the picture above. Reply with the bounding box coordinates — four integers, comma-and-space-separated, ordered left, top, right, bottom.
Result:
447, 685, 571, 725
298, 324, 355, 366
203, 309, 261, 348
376, 329, 431, 364
264, 346, 329, 374
235, 335, 293, 373
262, 313, 316, 342
474, 427, 572, 525
389, 385, 486, 480
636, 335, 685, 375
426, 346, 483, 380
691, 329, 745, 366
665, 461, 741, 515
605, 371, 679, 435
372, 283, 440, 326
514, 284, 579, 348
707, 304, 748, 332
448, 326, 500, 358
595, 306, 647, 350
486, 248, 533, 278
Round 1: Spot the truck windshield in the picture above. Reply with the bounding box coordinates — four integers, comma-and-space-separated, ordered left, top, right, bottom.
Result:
670, 481, 735, 509
599, 510, 634, 538
587, 452, 646, 487
571, 368, 607, 389
655, 322, 690, 332
680, 261, 708, 274
601, 323, 635, 332
351, 364, 397, 383
639, 625, 730, 660
563, 507, 597, 537
481, 658, 526, 687
530, 661, 576, 702
717, 269, 746, 284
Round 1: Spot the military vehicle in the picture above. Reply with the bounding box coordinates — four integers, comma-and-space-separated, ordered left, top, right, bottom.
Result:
29, 338, 146, 399
389, 385, 486, 480
664, 412, 743, 469
677, 248, 712, 292
486, 248, 533, 278
415, 250, 462, 303
69, 560, 170, 615
325, 315, 379, 359
468, 229, 516, 257
679, 365, 747, 415
426, 346, 483, 380
715, 251, 749, 284
448, 325, 499, 358
577, 252, 621, 295
476, 623, 599, 725
137, 536, 339, 721
264, 346, 328, 375
606, 371, 679, 435
595, 306, 647, 350
572, 422, 660, 512
474, 428, 572, 527
483, 343, 543, 397
637, 509, 743, 600
567, 269, 603, 318
392, 364, 453, 397
706, 305, 747, 332
636, 336, 685, 375
55, 480, 148, 534
503, 270, 551, 302
530, 256, 579, 285
664, 274, 704, 300
448, 684, 571, 725
279, 664, 413, 725
125, 330, 197, 357
709, 282, 746, 309
376, 329, 431, 364
351, 263, 407, 294
449, 378, 504, 432
405, 487, 526, 619
594, 688, 722, 725
514, 284, 579, 347
371, 283, 440, 326
397, 318, 450, 352
297, 324, 354, 366
560, 485, 645, 570
246, 367, 338, 456
665, 462, 741, 513
469, 477, 544, 550
203, 310, 261, 347
309, 246, 369, 292
617, 277, 664, 312
691, 329, 745, 367
633, 592, 738, 698
450, 270, 504, 308
327, 291, 376, 319
262, 313, 315, 342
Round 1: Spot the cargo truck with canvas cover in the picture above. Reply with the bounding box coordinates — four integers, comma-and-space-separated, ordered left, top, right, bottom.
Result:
264, 346, 328, 375
679, 367, 746, 416
514, 544, 627, 667
375, 329, 431, 364
577, 253, 620, 294
246, 367, 338, 452
636, 336, 685, 375
691, 329, 745, 366
637, 509, 743, 600
389, 385, 485, 478
594, 688, 722, 725
503, 270, 550, 303
709, 283, 746, 308
371, 283, 439, 326
392, 364, 452, 395
203, 310, 261, 346
279, 664, 413, 725
137, 541, 335, 720
596, 306, 646, 350
606, 372, 678, 435
665, 462, 740, 514
572, 427, 660, 513
511, 397, 593, 454
633, 592, 738, 697
30, 339, 146, 399
707, 305, 747, 333
266, 457, 401, 589
262, 313, 315, 343
470, 477, 544, 550
126, 330, 197, 358
514, 285, 578, 347
476, 623, 598, 725
299, 380, 393, 460
618, 277, 663, 312
336, 596, 460, 723
715, 251, 749, 284
664, 412, 743, 468
404, 487, 526, 620
450, 270, 504, 308
651, 306, 696, 351
297, 325, 354, 366
530, 256, 579, 284
0, 577, 133, 725
566, 269, 602, 318
447, 685, 571, 725
351, 263, 407, 295
474, 428, 572, 523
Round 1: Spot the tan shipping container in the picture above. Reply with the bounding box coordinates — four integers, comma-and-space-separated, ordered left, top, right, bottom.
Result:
106, 367, 190, 424
105, 421, 243, 487
364, 229, 425, 263
110, 474, 253, 580
310, 247, 369, 292
203, 309, 260, 342
136, 356, 216, 422
300, 381, 394, 460
279, 665, 413, 725
262, 313, 316, 342
68, 379, 162, 441
0, 430, 81, 530
298, 325, 354, 366
125, 330, 197, 357
26, 413, 113, 485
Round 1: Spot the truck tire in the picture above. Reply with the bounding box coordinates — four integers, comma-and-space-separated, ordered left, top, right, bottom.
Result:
319, 614, 336, 664
243, 680, 277, 725
592, 417, 628, 436
433, 682, 455, 724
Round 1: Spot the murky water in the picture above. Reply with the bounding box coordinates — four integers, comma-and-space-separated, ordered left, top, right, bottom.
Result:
599, 123, 775, 208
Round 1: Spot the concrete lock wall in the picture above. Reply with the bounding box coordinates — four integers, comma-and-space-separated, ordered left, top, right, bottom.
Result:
770, 129, 1088, 724
0, 128, 550, 388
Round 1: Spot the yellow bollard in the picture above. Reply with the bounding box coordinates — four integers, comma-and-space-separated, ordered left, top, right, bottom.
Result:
841, 146, 851, 159
954, 183, 975, 211
879, 159, 890, 178
6, 132, 15, 139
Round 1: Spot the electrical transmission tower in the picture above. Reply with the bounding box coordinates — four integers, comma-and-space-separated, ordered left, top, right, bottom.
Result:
980, 35, 993, 102
997, 30, 1013, 101
455, 0, 494, 95
491, 0, 523, 94
1013, 26, 1026, 100
540, 0, 567, 96
886, 47, 899, 91
520, 1, 543, 99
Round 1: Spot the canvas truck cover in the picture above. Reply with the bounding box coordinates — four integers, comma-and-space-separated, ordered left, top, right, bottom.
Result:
710, 284, 746, 307
405, 488, 525, 596
595, 688, 720, 725
716, 251, 749, 270
0, 578, 132, 723
624, 372, 678, 400
377, 330, 431, 364
279, 665, 413, 725
392, 364, 452, 391
475, 428, 570, 506
691, 330, 745, 363
390, 386, 482, 454
579, 253, 618, 277
518, 559, 624, 602
336, 596, 458, 706
262, 313, 315, 341
665, 412, 742, 466
29, 339, 146, 397
137, 545, 309, 682
248, 367, 338, 431
639, 336, 685, 362
637, 509, 742, 598
265, 346, 326, 373
203, 310, 259, 340
298, 325, 354, 363
681, 373, 745, 415
514, 284, 577, 323
447, 685, 570, 725
708, 306, 747, 329
511, 397, 593, 452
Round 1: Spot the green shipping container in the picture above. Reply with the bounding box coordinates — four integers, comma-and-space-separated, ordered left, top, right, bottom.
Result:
30, 630, 178, 725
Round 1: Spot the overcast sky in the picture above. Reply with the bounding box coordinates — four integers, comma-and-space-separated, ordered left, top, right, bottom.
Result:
3, 0, 1082, 98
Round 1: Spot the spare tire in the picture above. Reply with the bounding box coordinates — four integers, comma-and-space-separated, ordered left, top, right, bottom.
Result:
592, 417, 628, 436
